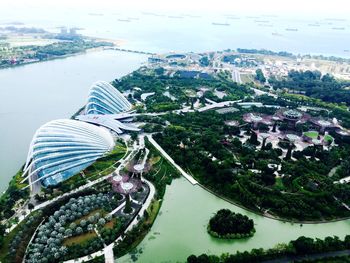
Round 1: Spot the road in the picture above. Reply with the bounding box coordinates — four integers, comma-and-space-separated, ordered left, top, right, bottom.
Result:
231, 68, 242, 83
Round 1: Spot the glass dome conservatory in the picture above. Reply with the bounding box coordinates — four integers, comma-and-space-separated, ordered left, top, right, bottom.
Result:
85, 81, 132, 115
22, 119, 115, 186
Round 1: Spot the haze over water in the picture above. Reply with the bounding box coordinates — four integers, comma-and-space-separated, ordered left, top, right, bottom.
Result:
1, 0, 350, 57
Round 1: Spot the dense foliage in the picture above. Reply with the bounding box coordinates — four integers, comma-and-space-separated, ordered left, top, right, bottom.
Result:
255, 69, 266, 83
187, 235, 350, 263
154, 110, 350, 221
208, 209, 255, 239
26, 194, 117, 263
0, 40, 112, 68
0, 171, 29, 221
113, 69, 252, 113
270, 70, 350, 105
2, 211, 43, 263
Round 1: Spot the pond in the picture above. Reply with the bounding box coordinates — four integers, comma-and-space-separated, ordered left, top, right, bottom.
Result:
119, 177, 350, 262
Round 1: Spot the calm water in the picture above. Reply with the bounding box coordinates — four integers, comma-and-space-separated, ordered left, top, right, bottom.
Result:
0, 50, 147, 192
0, 8, 350, 57
120, 178, 350, 263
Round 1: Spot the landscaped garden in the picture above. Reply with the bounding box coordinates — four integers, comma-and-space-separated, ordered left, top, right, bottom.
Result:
152, 108, 350, 221
303, 131, 319, 139
26, 193, 121, 262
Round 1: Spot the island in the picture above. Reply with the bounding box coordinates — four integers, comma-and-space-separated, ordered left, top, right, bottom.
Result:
0, 25, 114, 69
207, 209, 255, 239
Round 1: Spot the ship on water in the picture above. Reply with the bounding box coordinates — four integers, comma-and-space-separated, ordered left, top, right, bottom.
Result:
118, 19, 131, 22
272, 32, 283, 36
168, 15, 184, 19
285, 28, 298, 31
212, 22, 230, 26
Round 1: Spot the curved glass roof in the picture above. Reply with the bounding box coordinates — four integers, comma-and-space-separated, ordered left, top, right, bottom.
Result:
23, 119, 115, 186
85, 81, 132, 115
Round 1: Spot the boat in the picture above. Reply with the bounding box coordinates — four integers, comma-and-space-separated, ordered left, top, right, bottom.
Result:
88, 13, 103, 16
258, 24, 273, 27
212, 22, 230, 26
285, 28, 298, 31
272, 32, 283, 36
168, 15, 184, 19
254, 20, 270, 23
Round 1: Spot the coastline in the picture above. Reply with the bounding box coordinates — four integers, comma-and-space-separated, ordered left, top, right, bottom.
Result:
196, 182, 350, 224
0, 46, 108, 70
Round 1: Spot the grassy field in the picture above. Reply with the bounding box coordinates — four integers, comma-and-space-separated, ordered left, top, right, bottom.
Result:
324, 134, 334, 142
240, 73, 255, 84
84, 143, 126, 179
63, 231, 98, 247
273, 177, 286, 191
304, 131, 319, 139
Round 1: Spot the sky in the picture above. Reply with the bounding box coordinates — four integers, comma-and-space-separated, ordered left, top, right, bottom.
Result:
2, 0, 350, 17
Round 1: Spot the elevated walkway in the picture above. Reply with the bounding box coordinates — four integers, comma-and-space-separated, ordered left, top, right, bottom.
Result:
146, 135, 198, 185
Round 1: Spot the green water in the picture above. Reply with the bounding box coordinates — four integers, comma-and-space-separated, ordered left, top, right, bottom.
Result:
119, 178, 350, 263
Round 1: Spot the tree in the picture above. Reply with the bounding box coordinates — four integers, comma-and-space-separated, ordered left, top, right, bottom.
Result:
285, 143, 293, 160
98, 218, 106, 226
124, 194, 132, 214
130, 132, 138, 141
272, 122, 277, 132
88, 224, 94, 232
76, 226, 83, 235
65, 229, 72, 237
28, 203, 34, 210
248, 131, 259, 145
255, 69, 266, 83
292, 236, 316, 254
80, 219, 87, 227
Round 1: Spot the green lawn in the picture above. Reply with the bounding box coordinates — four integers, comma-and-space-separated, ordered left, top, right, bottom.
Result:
324, 134, 334, 142
273, 177, 286, 191
84, 143, 126, 179
63, 231, 98, 247
303, 131, 319, 139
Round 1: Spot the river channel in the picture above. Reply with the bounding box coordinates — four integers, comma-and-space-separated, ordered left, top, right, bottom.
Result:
119, 178, 350, 262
